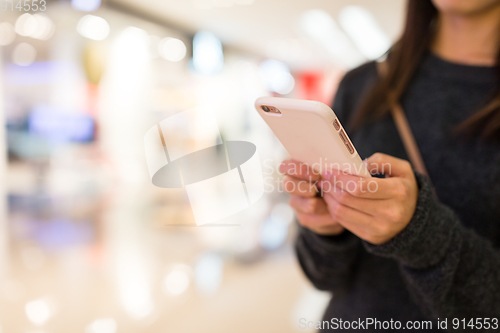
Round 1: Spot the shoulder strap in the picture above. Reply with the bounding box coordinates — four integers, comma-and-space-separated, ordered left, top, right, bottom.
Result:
376, 60, 431, 179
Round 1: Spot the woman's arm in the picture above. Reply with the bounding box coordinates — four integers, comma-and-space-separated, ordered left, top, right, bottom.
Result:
295, 226, 362, 292
321, 153, 500, 321
365, 172, 500, 321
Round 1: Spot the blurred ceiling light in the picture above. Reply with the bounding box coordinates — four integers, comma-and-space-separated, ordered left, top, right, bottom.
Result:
194, 253, 224, 295
15, 13, 37, 36
159, 37, 187, 62
72, 0, 102, 12
259, 59, 295, 95
85, 318, 117, 333
0, 22, 15, 45
192, 30, 224, 75
25, 299, 51, 325
77, 15, 110, 41
12, 43, 37, 66
338, 6, 391, 60
299, 9, 365, 68
163, 264, 191, 295
30, 14, 55, 40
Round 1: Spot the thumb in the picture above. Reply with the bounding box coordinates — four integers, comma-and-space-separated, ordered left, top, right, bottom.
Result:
364, 153, 413, 178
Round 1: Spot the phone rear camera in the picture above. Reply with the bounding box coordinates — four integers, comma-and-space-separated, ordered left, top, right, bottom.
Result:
262, 105, 270, 112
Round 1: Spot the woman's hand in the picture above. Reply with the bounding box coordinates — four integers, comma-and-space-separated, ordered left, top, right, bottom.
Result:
279, 160, 345, 236
320, 153, 418, 245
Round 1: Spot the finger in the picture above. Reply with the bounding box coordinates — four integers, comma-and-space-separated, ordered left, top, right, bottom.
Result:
323, 192, 373, 226
279, 159, 321, 181
283, 175, 318, 197
300, 219, 345, 235
297, 213, 344, 235
327, 188, 387, 216
321, 170, 401, 199
289, 196, 329, 214
364, 153, 414, 178
297, 212, 339, 230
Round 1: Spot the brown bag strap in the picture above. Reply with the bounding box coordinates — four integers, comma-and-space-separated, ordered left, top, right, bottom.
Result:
376, 60, 431, 179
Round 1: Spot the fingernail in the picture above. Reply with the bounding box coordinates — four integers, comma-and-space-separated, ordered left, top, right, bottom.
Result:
323, 171, 331, 180
317, 180, 323, 188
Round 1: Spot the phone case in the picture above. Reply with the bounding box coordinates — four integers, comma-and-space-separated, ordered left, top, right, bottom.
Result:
255, 97, 370, 177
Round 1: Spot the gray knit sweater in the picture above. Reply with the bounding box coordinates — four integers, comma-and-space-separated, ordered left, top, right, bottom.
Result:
295, 53, 500, 332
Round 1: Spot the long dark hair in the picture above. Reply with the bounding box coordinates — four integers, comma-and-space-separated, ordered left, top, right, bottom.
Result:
350, 0, 500, 140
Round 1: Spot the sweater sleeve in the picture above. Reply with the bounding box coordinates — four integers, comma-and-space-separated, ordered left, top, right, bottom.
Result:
364, 173, 500, 322
295, 226, 362, 292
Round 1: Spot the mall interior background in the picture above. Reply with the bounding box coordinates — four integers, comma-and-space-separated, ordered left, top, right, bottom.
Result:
0, 0, 404, 332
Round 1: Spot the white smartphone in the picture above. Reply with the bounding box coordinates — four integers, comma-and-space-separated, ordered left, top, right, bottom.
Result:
255, 97, 371, 177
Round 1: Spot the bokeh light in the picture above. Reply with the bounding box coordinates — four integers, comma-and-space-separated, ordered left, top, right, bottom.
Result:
77, 15, 110, 41
15, 13, 37, 37
72, 0, 102, 12
163, 264, 192, 295
30, 14, 55, 40
0, 22, 15, 46
14, 13, 55, 40
85, 318, 117, 333
194, 253, 224, 295
159, 37, 187, 62
192, 30, 224, 75
259, 59, 295, 95
259, 203, 294, 249
25, 299, 51, 325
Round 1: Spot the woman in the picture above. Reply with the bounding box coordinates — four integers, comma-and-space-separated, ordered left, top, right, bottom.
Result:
281, 0, 500, 331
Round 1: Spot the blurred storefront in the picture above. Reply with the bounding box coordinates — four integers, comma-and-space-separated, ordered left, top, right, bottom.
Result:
0, 1, 403, 332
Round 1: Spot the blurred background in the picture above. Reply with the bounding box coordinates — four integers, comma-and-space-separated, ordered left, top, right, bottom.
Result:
0, 0, 405, 332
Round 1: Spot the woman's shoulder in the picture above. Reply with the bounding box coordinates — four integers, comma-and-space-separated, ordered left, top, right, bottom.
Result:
333, 61, 379, 122
339, 61, 378, 98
